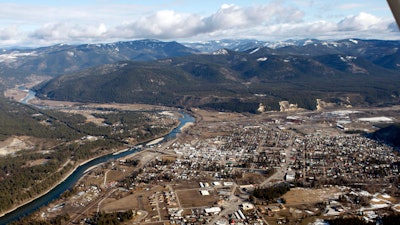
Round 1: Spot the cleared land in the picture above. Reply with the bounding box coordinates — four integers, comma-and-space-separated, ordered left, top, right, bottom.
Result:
176, 189, 218, 208
0, 136, 33, 155
282, 187, 342, 205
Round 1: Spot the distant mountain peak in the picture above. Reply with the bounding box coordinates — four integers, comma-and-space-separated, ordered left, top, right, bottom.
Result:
0, 39, 198, 81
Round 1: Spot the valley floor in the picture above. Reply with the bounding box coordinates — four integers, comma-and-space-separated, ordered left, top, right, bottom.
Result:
3, 86, 400, 225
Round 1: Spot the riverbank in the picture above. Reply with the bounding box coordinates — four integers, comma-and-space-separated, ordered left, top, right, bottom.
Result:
0, 164, 73, 217
0, 88, 194, 221
0, 144, 157, 218
180, 122, 194, 131
1, 147, 154, 218
0, 153, 107, 218
0, 109, 194, 222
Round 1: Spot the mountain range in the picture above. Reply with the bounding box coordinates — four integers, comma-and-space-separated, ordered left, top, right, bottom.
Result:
2, 38, 400, 112
0, 40, 197, 87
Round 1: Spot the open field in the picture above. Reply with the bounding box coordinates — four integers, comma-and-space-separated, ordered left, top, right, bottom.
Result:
101, 185, 169, 222
3, 89, 28, 102
282, 187, 342, 205
31, 98, 174, 111
4, 85, 176, 113
176, 189, 219, 208
0, 136, 56, 156
192, 108, 246, 123
0, 136, 31, 155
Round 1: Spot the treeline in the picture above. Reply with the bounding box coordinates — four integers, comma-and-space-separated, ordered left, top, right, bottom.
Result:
0, 151, 74, 212
9, 213, 70, 225
87, 210, 134, 225
0, 98, 83, 141
92, 111, 171, 141
252, 183, 290, 201
68, 139, 122, 161
327, 214, 400, 225
328, 217, 374, 225
201, 101, 261, 113
0, 96, 176, 214
0, 136, 121, 212
93, 111, 147, 125
380, 214, 400, 225
10, 210, 134, 225
0, 97, 169, 143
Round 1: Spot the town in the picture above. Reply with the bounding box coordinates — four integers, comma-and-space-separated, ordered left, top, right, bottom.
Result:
30, 104, 400, 225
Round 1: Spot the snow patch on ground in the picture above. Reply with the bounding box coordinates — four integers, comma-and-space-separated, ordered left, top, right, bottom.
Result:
212, 49, 229, 55
0, 51, 37, 63
349, 39, 359, 44
311, 219, 329, 225
303, 39, 314, 46
327, 110, 360, 116
340, 55, 357, 62
249, 47, 260, 54
358, 117, 393, 122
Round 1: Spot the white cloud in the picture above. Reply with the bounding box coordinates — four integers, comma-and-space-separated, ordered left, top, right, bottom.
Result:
208, 3, 304, 28
109, 10, 206, 39
0, 2, 398, 47
31, 23, 108, 43
0, 26, 23, 46
338, 12, 388, 31
0, 26, 20, 40
106, 3, 305, 40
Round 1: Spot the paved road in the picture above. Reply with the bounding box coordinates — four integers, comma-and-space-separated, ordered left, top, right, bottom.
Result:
260, 131, 294, 187
67, 191, 106, 224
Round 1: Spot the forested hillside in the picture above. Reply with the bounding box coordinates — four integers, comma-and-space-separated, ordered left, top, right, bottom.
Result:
35, 40, 400, 112
0, 96, 175, 213
0, 40, 197, 87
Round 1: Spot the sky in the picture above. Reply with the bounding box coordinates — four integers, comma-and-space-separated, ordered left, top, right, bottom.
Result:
0, 0, 399, 47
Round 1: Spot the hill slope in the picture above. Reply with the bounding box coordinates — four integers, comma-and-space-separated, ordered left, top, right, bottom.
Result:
369, 124, 400, 147
0, 40, 197, 87
35, 40, 400, 112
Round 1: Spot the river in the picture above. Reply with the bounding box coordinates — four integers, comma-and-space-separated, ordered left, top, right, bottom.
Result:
0, 91, 195, 224
20, 89, 36, 105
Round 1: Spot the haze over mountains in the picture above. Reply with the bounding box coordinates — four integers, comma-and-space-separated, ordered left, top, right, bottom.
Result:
2, 38, 400, 112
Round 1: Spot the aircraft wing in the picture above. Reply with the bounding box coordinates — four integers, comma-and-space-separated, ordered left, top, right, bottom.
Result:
388, 0, 400, 29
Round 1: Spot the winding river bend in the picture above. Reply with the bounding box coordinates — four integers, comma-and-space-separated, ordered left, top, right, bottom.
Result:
0, 91, 195, 224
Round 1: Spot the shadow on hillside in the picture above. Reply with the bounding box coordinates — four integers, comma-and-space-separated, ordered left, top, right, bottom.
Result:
364, 124, 400, 150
